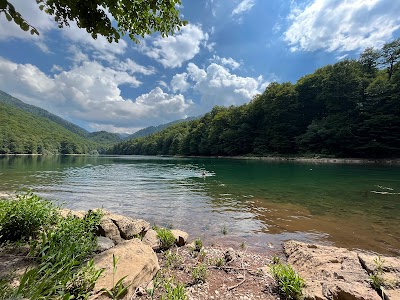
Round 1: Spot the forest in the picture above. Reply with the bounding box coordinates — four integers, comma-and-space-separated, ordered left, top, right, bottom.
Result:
109, 39, 400, 158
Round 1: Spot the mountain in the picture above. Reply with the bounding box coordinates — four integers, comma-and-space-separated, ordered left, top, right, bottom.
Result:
0, 90, 123, 154
126, 116, 198, 140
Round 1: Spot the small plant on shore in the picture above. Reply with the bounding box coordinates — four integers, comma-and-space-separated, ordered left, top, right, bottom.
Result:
270, 262, 305, 300
272, 256, 281, 264
194, 238, 203, 251
101, 254, 130, 300
222, 225, 228, 235
0, 191, 58, 242
369, 256, 387, 297
192, 263, 207, 284
240, 241, 246, 250
214, 257, 225, 268
161, 278, 187, 300
155, 227, 176, 251
165, 250, 182, 269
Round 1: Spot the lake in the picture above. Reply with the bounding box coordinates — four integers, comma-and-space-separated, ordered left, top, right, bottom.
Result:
0, 155, 399, 255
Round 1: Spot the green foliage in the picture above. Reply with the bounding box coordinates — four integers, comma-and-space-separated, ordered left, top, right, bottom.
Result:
194, 238, 203, 252
222, 225, 228, 235
191, 263, 207, 284
214, 257, 225, 268
161, 281, 187, 300
0, 191, 58, 242
270, 263, 305, 300
1, 0, 186, 43
109, 38, 400, 159
369, 256, 386, 291
8, 205, 103, 299
155, 227, 176, 251
101, 254, 130, 300
165, 250, 182, 269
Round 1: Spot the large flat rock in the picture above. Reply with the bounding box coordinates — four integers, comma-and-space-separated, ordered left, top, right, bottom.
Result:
283, 241, 381, 300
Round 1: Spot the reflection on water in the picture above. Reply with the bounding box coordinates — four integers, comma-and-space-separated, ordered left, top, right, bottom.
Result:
0, 155, 399, 255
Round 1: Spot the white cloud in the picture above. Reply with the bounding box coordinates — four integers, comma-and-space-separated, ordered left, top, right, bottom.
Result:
232, 0, 256, 16
0, 57, 191, 133
0, 1, 54, 52
212, 55, 241, 70
139, 24, 208, 68
185, 62, 269, 114
284, 0, 400, 52
171, 73, 190, 93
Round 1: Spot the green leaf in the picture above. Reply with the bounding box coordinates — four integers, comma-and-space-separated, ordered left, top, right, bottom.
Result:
5, 12, 12, 22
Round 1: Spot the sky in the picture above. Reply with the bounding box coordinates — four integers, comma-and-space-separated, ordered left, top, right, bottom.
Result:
0, 0, 399, 134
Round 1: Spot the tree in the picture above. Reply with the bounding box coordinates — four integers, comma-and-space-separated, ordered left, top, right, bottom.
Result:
0, 0, 187, 43
380, 38, 400, 80
359, 47, 380, 77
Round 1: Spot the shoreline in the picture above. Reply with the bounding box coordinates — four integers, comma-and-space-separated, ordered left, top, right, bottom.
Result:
2, 153, 400, 165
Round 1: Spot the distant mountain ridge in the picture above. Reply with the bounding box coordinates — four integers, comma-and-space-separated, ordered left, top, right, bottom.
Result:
126, 116, 198, 140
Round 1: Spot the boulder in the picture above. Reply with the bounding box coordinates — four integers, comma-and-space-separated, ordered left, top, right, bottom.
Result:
95, 236, 115, 253
171, 229, 189, 247
97, 217, 123, 244
142, 229, 161, 251
106, 213, 150, 239
93, 239, 160, 299
283, 241, 381, 300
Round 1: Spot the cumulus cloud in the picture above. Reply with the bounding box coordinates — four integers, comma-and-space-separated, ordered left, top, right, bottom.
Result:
232, 0, 256, 16
0, 57, 191, 133
284, 0, 400, 52
0, 1, 54, 51
211, 55, 241, 70
171, 73, 190, 93
184, 62, 269, 114
139, 24, 208, 68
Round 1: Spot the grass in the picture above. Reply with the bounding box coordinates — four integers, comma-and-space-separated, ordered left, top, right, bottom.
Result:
161, 279, 187, 300
0, 192, 104, 300
222, 225, 228, 235
155, 227, 176, 251
270, 262, 305, 300
165, 250, 182, 269
194, 238, 203, 251
0, 191, 58, 242
192, 263, 207, 284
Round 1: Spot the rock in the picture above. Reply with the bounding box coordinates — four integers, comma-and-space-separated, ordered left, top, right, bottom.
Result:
97, 217, 123, 244
95, 236, 115, 253
358, 253, 400, 300
107, 213, 150, 239
142, 229, 161, 251
171, 229, 189, 247
59, 208, 86, 219
225, 248, 236, 263
135, 286, 146, 296
283, 241, 381, 300
93, 239, 160, 299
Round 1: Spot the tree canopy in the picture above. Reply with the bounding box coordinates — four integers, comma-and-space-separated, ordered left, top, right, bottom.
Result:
109, 39, 400, 159
0, 0, 187, 42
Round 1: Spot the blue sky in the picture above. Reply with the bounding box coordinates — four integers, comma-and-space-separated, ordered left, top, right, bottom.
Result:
0, 0, 399, 133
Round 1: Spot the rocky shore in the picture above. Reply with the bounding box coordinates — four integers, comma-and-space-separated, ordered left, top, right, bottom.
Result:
2, 209, 400, 299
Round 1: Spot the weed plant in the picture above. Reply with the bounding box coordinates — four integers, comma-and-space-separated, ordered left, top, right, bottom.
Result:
194, 238, 203, 251
270, 262, 305, 300
165, 250, 182, 269
101, 254, 129, 300
161, 279, 187, 300
192, 263, 207, 284
0, 193, 104, 300
214, 257, 225, 268
0, 191, 58, 242
155, 227, 176, 251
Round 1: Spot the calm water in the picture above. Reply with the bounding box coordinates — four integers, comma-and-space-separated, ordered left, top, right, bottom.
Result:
0, 155, 399, 255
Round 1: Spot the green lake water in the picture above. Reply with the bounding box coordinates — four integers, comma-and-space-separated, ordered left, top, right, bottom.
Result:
0, 155, 399, 255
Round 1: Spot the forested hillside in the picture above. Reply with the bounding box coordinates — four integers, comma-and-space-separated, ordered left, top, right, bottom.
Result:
0, 101, 98, 154
109, 39, 400, 158
0, 91, 122, 154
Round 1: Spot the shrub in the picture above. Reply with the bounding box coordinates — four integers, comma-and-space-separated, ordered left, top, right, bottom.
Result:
270, 263, 305, 300
161, 280, 187, 300
156, 228, 176, 251
165, 250, 182, 269
194, 238, 203, 251
0, 192, 58, 242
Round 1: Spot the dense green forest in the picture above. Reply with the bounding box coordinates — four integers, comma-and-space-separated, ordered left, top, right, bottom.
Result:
109, 39, 400, 158
0, 92, 121, 154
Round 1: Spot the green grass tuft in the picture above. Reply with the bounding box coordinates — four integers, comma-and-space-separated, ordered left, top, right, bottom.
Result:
270, 262, 305, 300
155, 227, 176, 251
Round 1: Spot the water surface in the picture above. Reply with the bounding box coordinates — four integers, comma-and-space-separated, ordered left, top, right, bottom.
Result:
0, 155, 399, 255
